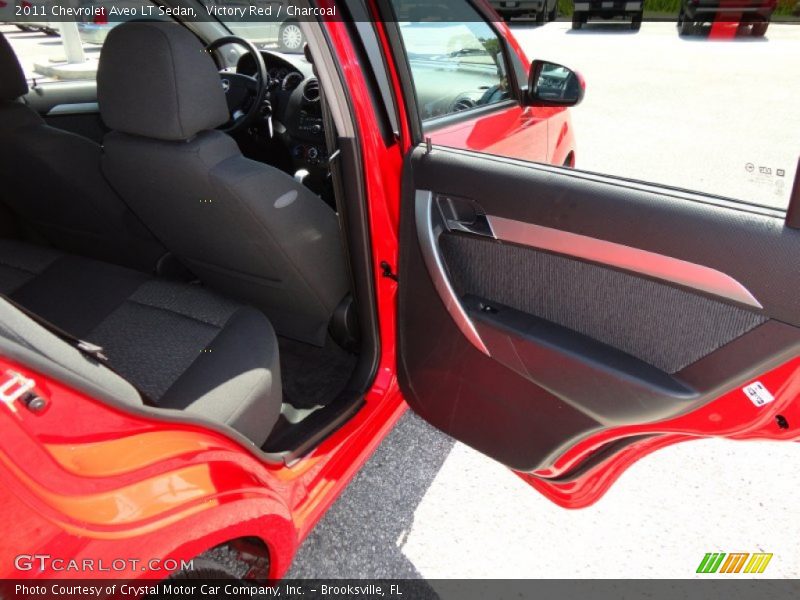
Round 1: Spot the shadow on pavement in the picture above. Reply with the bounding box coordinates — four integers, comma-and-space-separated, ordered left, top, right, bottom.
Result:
676, 24, 771, 42
286, 412, 456, 580
565, 23, 640, 35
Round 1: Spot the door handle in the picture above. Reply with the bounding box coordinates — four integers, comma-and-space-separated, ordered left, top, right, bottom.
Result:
436, 195, 497, 239
444, 213, 496, 238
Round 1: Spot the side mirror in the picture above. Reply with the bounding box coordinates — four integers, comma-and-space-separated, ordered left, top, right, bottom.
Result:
527, 59, 585, 107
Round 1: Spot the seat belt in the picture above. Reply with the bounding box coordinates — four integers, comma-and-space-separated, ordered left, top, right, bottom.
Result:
0, 294, 158, 407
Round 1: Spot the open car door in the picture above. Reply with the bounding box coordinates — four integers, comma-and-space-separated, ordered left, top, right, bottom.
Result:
396, 145, 800, 507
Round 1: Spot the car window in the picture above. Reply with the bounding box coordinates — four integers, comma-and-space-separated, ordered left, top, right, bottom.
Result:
390, 1, 511, 122
200, 1, 306, 53
2, 1, 162, 84
387, 1, 798, 212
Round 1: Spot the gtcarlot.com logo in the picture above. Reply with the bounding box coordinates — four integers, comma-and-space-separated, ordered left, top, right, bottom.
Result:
697, 552, 773, 574
14, 554, 193, 573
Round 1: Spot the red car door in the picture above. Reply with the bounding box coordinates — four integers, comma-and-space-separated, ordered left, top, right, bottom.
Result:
378, 2, 800, 508
383, 7, 574, 168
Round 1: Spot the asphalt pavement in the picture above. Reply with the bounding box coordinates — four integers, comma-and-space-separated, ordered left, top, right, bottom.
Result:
289, 410, 800, 579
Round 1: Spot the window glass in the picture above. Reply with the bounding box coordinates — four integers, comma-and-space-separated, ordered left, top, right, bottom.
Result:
200, 1, 307, 53
391, 1, 511, 121
2, 1, 162, 84
388, 0, 798, 211
529, 13, 798, 211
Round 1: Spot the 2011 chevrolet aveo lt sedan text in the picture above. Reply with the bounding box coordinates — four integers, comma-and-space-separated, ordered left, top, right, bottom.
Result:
0, 0, 798, 584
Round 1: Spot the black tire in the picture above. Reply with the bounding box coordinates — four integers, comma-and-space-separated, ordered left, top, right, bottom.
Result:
278, 21, 304, 52
548, 1, 558, 21
630, 11, 643, 30
536, 7, 546, 24
43, 28, 59, 37
678, 15, 694, 36
147, 568, 239, 600
751, 21, 768, 36
147, 546, 255, 598
572, 12, 584, 29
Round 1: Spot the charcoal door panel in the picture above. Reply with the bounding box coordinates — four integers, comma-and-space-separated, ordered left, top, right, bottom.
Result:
398, 146, 800, 472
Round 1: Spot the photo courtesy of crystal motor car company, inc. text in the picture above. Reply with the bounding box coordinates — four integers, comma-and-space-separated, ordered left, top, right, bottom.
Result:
0, 0, 799, 595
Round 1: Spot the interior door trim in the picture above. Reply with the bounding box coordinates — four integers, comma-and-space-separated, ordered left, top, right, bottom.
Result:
415, 190, 490, 356
416, 187, 763, 358
486, 215, 763, 309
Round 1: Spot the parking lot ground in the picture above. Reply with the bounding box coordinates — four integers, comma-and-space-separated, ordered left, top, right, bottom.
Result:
290, 411, 800, 579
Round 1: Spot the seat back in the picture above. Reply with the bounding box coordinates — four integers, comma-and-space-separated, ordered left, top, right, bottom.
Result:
0, 34, 166, 272
98, 22, 349, 345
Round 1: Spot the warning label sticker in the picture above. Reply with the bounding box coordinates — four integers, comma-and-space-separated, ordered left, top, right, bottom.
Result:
743, 381, 776, 408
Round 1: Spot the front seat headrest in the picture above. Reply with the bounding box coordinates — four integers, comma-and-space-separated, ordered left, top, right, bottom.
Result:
0, 34, 29, 101
97, 22, 229, 141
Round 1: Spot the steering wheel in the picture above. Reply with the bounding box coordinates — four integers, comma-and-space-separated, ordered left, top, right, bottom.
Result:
478, 84, 509, 106
205, 36, 268, 135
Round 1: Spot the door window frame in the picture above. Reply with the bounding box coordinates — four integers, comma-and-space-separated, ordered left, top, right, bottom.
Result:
375, 0, 529, 142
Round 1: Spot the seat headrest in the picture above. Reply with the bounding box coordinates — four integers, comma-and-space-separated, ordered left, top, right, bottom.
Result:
97, 22, 229, 141
0, 34, 29, 101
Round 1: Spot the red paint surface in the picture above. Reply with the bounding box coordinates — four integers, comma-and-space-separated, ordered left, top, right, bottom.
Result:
521, 358, 800, 508
0, 3, 796, 581
428, 16, 576, 166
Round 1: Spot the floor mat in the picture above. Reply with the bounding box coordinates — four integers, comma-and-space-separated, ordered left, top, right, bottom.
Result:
278, 336, 358, 409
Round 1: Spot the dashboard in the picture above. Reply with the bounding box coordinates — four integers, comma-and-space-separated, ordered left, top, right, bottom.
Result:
236, 51, 329, 171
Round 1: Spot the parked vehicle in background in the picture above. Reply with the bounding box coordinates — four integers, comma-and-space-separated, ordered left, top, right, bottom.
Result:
12, 22, 57, 34
488, 0, 558, 23
204, 0, 306, 52
76, 0, 142, 45
677, 0, 777, 36
13, 0, 59, 35
13, 21, 58, 35
571, 0, 644, 30
77, 20, 113, 45
78, 0, 306, 52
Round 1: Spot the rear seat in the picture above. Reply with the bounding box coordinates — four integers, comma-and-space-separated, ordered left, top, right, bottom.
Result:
0, 239, 282, 446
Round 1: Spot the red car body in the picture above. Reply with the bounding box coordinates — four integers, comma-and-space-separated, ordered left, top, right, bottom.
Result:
0, 10, 570, 582
426, 23, 576, 168
0, 1, 797, 585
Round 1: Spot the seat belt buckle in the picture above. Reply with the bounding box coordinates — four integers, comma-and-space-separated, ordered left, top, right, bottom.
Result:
76, 341, 108, 362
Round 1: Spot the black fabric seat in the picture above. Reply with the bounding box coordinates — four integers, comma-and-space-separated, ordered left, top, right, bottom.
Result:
0, 34, 167, 272
96, 22, 350, 346
0, 239, 282, 446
